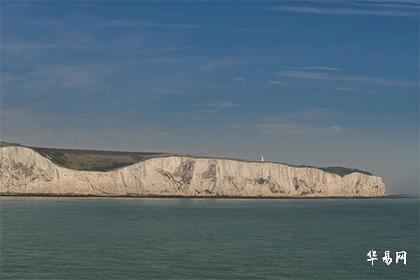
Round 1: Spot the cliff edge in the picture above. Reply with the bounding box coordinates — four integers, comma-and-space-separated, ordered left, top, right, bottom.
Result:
0, 146, 385, 197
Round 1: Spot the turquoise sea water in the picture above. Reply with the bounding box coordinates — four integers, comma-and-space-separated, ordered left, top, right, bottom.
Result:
0, 197, 419, 280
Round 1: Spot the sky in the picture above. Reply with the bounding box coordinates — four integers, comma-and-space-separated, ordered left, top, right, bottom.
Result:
1, 0, 419, 194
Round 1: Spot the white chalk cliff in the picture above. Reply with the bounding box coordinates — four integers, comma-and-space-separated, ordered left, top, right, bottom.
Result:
0, 146, 385, 197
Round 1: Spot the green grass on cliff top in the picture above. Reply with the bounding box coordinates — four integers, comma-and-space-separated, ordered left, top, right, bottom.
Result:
0, 141, 373, 176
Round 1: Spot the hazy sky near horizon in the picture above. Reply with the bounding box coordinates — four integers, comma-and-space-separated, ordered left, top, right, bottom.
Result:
1, 0, 419, 194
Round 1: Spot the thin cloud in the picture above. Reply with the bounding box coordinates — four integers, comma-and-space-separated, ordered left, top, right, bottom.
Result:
165, 112, 234, 122
286, 109, 340, 120
30, 16, 199, 30
269, 6, 417, 17
301, 66, 341, 71
336, 86, 375, 93
267, 80, 287, 85
107, 19, 199, 29
258, 122, 343, 136
3, 41, 90, 53
345, 0, 419, 8
1, 109, 87, 121
229, 27, 285, 32
2, 34, 96, 53
336, 86, 357, 91
200, 58, 243, 72
256, 109, 343, 136
2, 0, 31, 9
289, 0, 418, 4
278, 70, 416, 87
207, 100, 237, 109
6, 64, 109, 95
234, 77, 246, 82
260, 109, 340, 123
2, 33, 145, 54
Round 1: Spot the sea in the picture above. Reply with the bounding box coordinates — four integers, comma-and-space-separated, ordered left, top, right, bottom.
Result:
0, 197, 418, 280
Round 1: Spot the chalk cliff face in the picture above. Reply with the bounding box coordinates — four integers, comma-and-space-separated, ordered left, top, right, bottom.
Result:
0, 146, 385, 197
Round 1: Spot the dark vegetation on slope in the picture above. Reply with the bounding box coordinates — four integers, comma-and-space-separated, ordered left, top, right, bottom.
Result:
0, 141, 373, 176
32, 147, 171, 171
1, 141, 170, 171
1, 141, 22, 147
319, 166, 372, 177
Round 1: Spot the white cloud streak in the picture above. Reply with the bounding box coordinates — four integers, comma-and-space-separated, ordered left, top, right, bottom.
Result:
301, 66, 341, 71
258, 122, 343, 136
229, 27, 285, 32
289, 0, 419, 4
256, 109, 343, 136
335, 86, 375, 93
278, 70, 416, 87
267, 80, 287, 85
270, 5, 418, 17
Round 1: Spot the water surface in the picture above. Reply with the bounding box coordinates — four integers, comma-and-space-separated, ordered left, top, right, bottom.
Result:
1, 197, 418, 279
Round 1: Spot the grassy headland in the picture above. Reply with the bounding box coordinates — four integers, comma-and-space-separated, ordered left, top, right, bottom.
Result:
1, 141, 373, 176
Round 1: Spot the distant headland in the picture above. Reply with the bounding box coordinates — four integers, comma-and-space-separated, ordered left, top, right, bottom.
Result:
0, 142, 385, 198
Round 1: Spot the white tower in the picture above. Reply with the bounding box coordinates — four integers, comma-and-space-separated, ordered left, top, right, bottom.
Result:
260, 155, 264, 162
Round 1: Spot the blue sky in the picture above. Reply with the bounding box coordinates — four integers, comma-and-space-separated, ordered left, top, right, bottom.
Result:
1, 0, 419, 193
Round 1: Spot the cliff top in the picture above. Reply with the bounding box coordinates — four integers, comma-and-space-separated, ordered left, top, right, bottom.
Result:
0, 141, 373, 176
